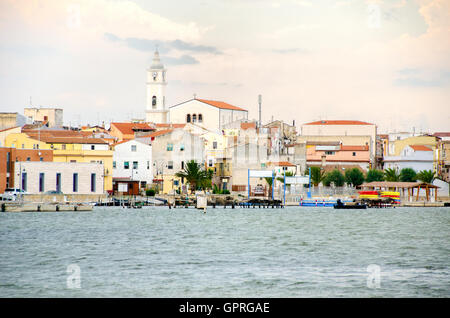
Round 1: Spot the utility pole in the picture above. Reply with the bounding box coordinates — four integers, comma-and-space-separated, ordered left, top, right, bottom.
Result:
258, 94, 262, 128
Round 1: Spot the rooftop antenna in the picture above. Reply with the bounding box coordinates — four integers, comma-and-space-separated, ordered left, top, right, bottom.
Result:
258, 94, 262, 128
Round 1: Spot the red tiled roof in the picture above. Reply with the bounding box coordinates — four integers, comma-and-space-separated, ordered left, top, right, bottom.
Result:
110, 123, 155, 135
240, 122, 256, 130
433, 132, 450, 137
139, 129, 173, 139
196, 99, 247, 111
304, 120, 374, 125
410, 145, 432, 151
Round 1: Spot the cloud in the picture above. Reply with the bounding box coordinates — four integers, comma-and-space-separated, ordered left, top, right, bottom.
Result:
271, 48, 310, 54
164, 55, 199, 66
104, 33, 221, 55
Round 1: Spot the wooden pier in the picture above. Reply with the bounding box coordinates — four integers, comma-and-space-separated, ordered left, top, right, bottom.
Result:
1, 202, 93, 212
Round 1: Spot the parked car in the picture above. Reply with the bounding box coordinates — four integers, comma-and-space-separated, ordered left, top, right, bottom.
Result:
1, 188, 27, 201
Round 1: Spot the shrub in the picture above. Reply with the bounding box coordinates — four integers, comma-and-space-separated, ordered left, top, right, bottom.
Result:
345, 168, 365, 187
399, 168, 417, 182
366, 169, 385, 182
146, 189, 156, 196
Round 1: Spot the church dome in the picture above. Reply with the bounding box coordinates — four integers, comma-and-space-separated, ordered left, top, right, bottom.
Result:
150, 50, 164, 70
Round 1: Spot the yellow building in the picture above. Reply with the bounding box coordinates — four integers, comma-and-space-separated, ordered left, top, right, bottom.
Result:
5, 130, 114, 192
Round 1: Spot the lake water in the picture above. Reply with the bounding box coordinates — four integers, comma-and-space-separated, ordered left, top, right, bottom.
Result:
0, 206, 449, 297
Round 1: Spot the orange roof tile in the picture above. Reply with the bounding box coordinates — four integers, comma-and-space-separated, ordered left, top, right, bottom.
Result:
410, 145, 432, 151
240, 122, 256, 130
139, 129, 173, 139
304, 120, 374, 125
196, 99, 247, 111
110, 122, 155, 135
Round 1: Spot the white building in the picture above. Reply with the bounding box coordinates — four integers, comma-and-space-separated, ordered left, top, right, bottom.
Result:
14, 161, 104, 194
145, 50, 168, 124
169, 98, 248, 132
24, 107, 63, 128
383, 145, 434, 172
112, 139, 153, 189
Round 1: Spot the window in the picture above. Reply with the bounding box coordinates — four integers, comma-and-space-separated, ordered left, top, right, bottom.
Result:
40, 157, 43, 161
152, 96, 157, 109
39, 173, 45, 192
168, 161, 173, 169
89, 145, 94, 150
21, 172, 27, 191
198, 114, 203, 123
181, 161, 184, 170
147, 161, 150, 169
22, 144, 24, 149
180, 144, 185, 151
208, 160, 213, 167
91, 173, 96, 192
167, 143, 173, 151
325, 151, 335, 155
192, 114, 197, 123
124, 161, 129, 169
73, 173, 78, 192
131, 145, 137, 152
186, 114, 191, 123
62, 144, 66, 150
26, 157, 30, 161
70, 160, 76, 163
213, 141, 218, 149
113, 161, 116, 168
352, 152, 356, 156
133, 161, 138, 169
56, 173, 61, 193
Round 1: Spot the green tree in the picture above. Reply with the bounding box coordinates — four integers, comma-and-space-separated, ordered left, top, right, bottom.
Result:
399, 168, 417, 182
309, 166, 326, 187
345, 168, 365, 187
416, 170, 435, 183
366, 169, 385, 183
276, 171, 294, 183
384, 168, 400, 182
175, 160, 210, 193
264, 176, 274, 196
324, 169, 345, 187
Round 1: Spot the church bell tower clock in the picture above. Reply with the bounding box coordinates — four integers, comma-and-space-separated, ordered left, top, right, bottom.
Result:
146, 49, 168, 123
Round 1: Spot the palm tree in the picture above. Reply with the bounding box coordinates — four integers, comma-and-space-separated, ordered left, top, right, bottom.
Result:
384, 168, 400, 182
175, 160, 209, 193
417, 170, 435, 184
309, 166, 325, 187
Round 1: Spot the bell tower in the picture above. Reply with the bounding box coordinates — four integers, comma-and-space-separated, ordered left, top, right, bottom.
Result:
146, 49, 168, 123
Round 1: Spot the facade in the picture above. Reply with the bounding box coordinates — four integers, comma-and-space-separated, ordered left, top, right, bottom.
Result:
0, 147, 53, 193
169, 98, 248, 132
0, 126, 22, 147
301, 120, 377, 165
13, 161, 103, 194
4, 130, 113, 192
306, 143, 371, 171
137, 128, 205, 194
112, 139, 153, 191
386, 135, 438, 156
24, 107, 63, 128
0, 112, 27, 130
383, 145, 434, 172
434, 133, 450, 182
145, 50, 169, 124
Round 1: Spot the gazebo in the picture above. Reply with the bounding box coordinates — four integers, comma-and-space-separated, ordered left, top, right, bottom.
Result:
360, 181, 440, 202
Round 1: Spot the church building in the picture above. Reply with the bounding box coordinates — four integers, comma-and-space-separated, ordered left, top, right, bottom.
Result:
145, 50, 248, 132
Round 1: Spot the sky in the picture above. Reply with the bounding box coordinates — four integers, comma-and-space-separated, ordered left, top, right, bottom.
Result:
0, 0, 449, 133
